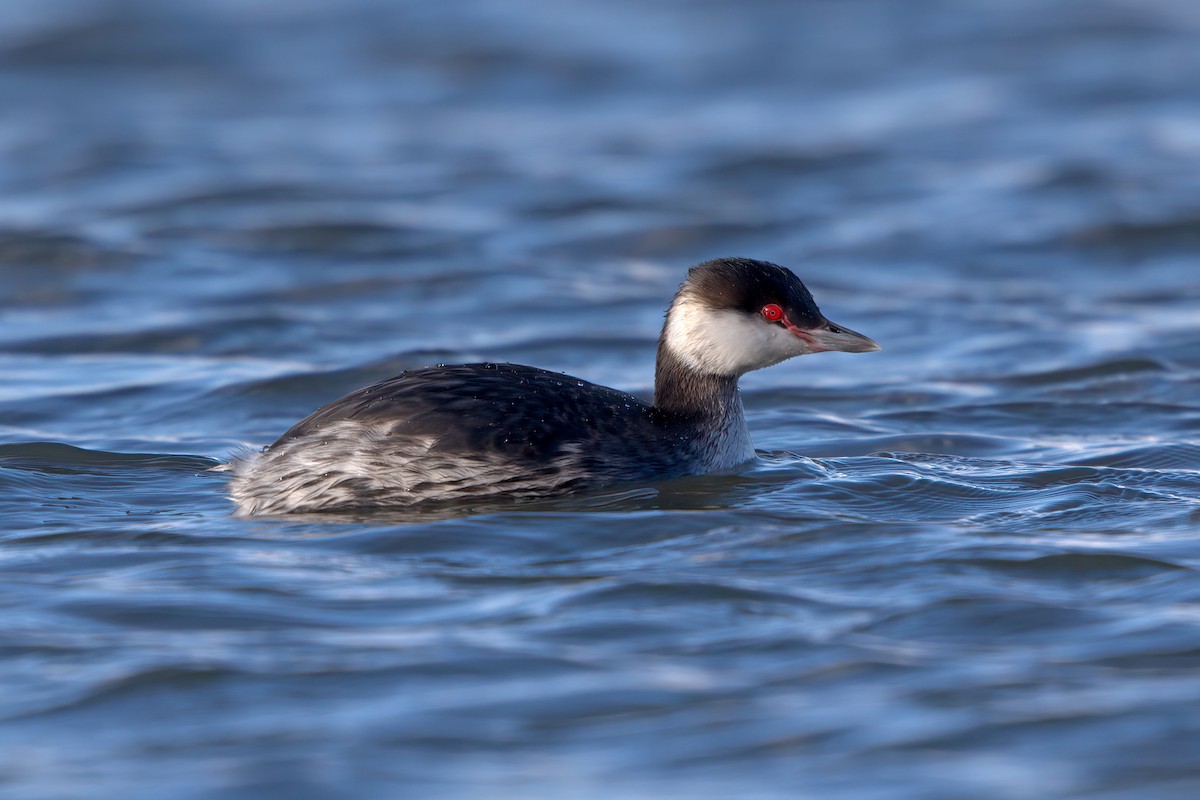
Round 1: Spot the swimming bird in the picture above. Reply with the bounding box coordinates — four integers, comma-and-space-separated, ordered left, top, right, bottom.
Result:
229, 258, 879, 514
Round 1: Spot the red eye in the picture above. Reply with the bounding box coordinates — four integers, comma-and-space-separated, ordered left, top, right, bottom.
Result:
761, 303, 783, 322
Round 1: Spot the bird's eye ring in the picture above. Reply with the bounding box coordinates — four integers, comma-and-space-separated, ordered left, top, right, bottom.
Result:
761, 304, 783, 322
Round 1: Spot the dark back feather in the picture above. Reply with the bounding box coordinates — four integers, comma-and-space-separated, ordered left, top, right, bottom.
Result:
271, 363, 680, 470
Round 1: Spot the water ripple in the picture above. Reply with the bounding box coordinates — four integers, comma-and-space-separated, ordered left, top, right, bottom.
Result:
4, 0, 1200, 797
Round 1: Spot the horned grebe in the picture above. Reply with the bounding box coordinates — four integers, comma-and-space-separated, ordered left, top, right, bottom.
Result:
229, 258, 879, 515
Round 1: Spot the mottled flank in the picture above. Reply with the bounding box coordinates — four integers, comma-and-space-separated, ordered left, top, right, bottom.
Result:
229, 363, 752, 514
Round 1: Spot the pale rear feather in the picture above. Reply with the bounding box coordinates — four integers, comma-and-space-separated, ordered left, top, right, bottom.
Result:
230, 420, 589, 515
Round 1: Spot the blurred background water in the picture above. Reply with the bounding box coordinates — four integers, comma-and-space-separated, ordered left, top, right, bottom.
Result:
2, 0, 1200, 797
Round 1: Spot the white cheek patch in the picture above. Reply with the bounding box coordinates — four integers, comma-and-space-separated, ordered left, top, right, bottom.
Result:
663, 297, 813, 376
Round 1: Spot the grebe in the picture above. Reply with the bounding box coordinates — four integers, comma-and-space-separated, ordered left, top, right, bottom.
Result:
229, 258, 879, 514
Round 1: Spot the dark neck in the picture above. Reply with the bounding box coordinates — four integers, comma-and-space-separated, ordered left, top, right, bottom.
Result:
653, 340, 742, 419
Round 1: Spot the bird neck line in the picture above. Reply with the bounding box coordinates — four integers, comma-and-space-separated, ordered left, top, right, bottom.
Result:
652, 344, 743, 420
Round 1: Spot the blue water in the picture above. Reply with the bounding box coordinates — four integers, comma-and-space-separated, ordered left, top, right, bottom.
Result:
3, 0, 1200, 797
